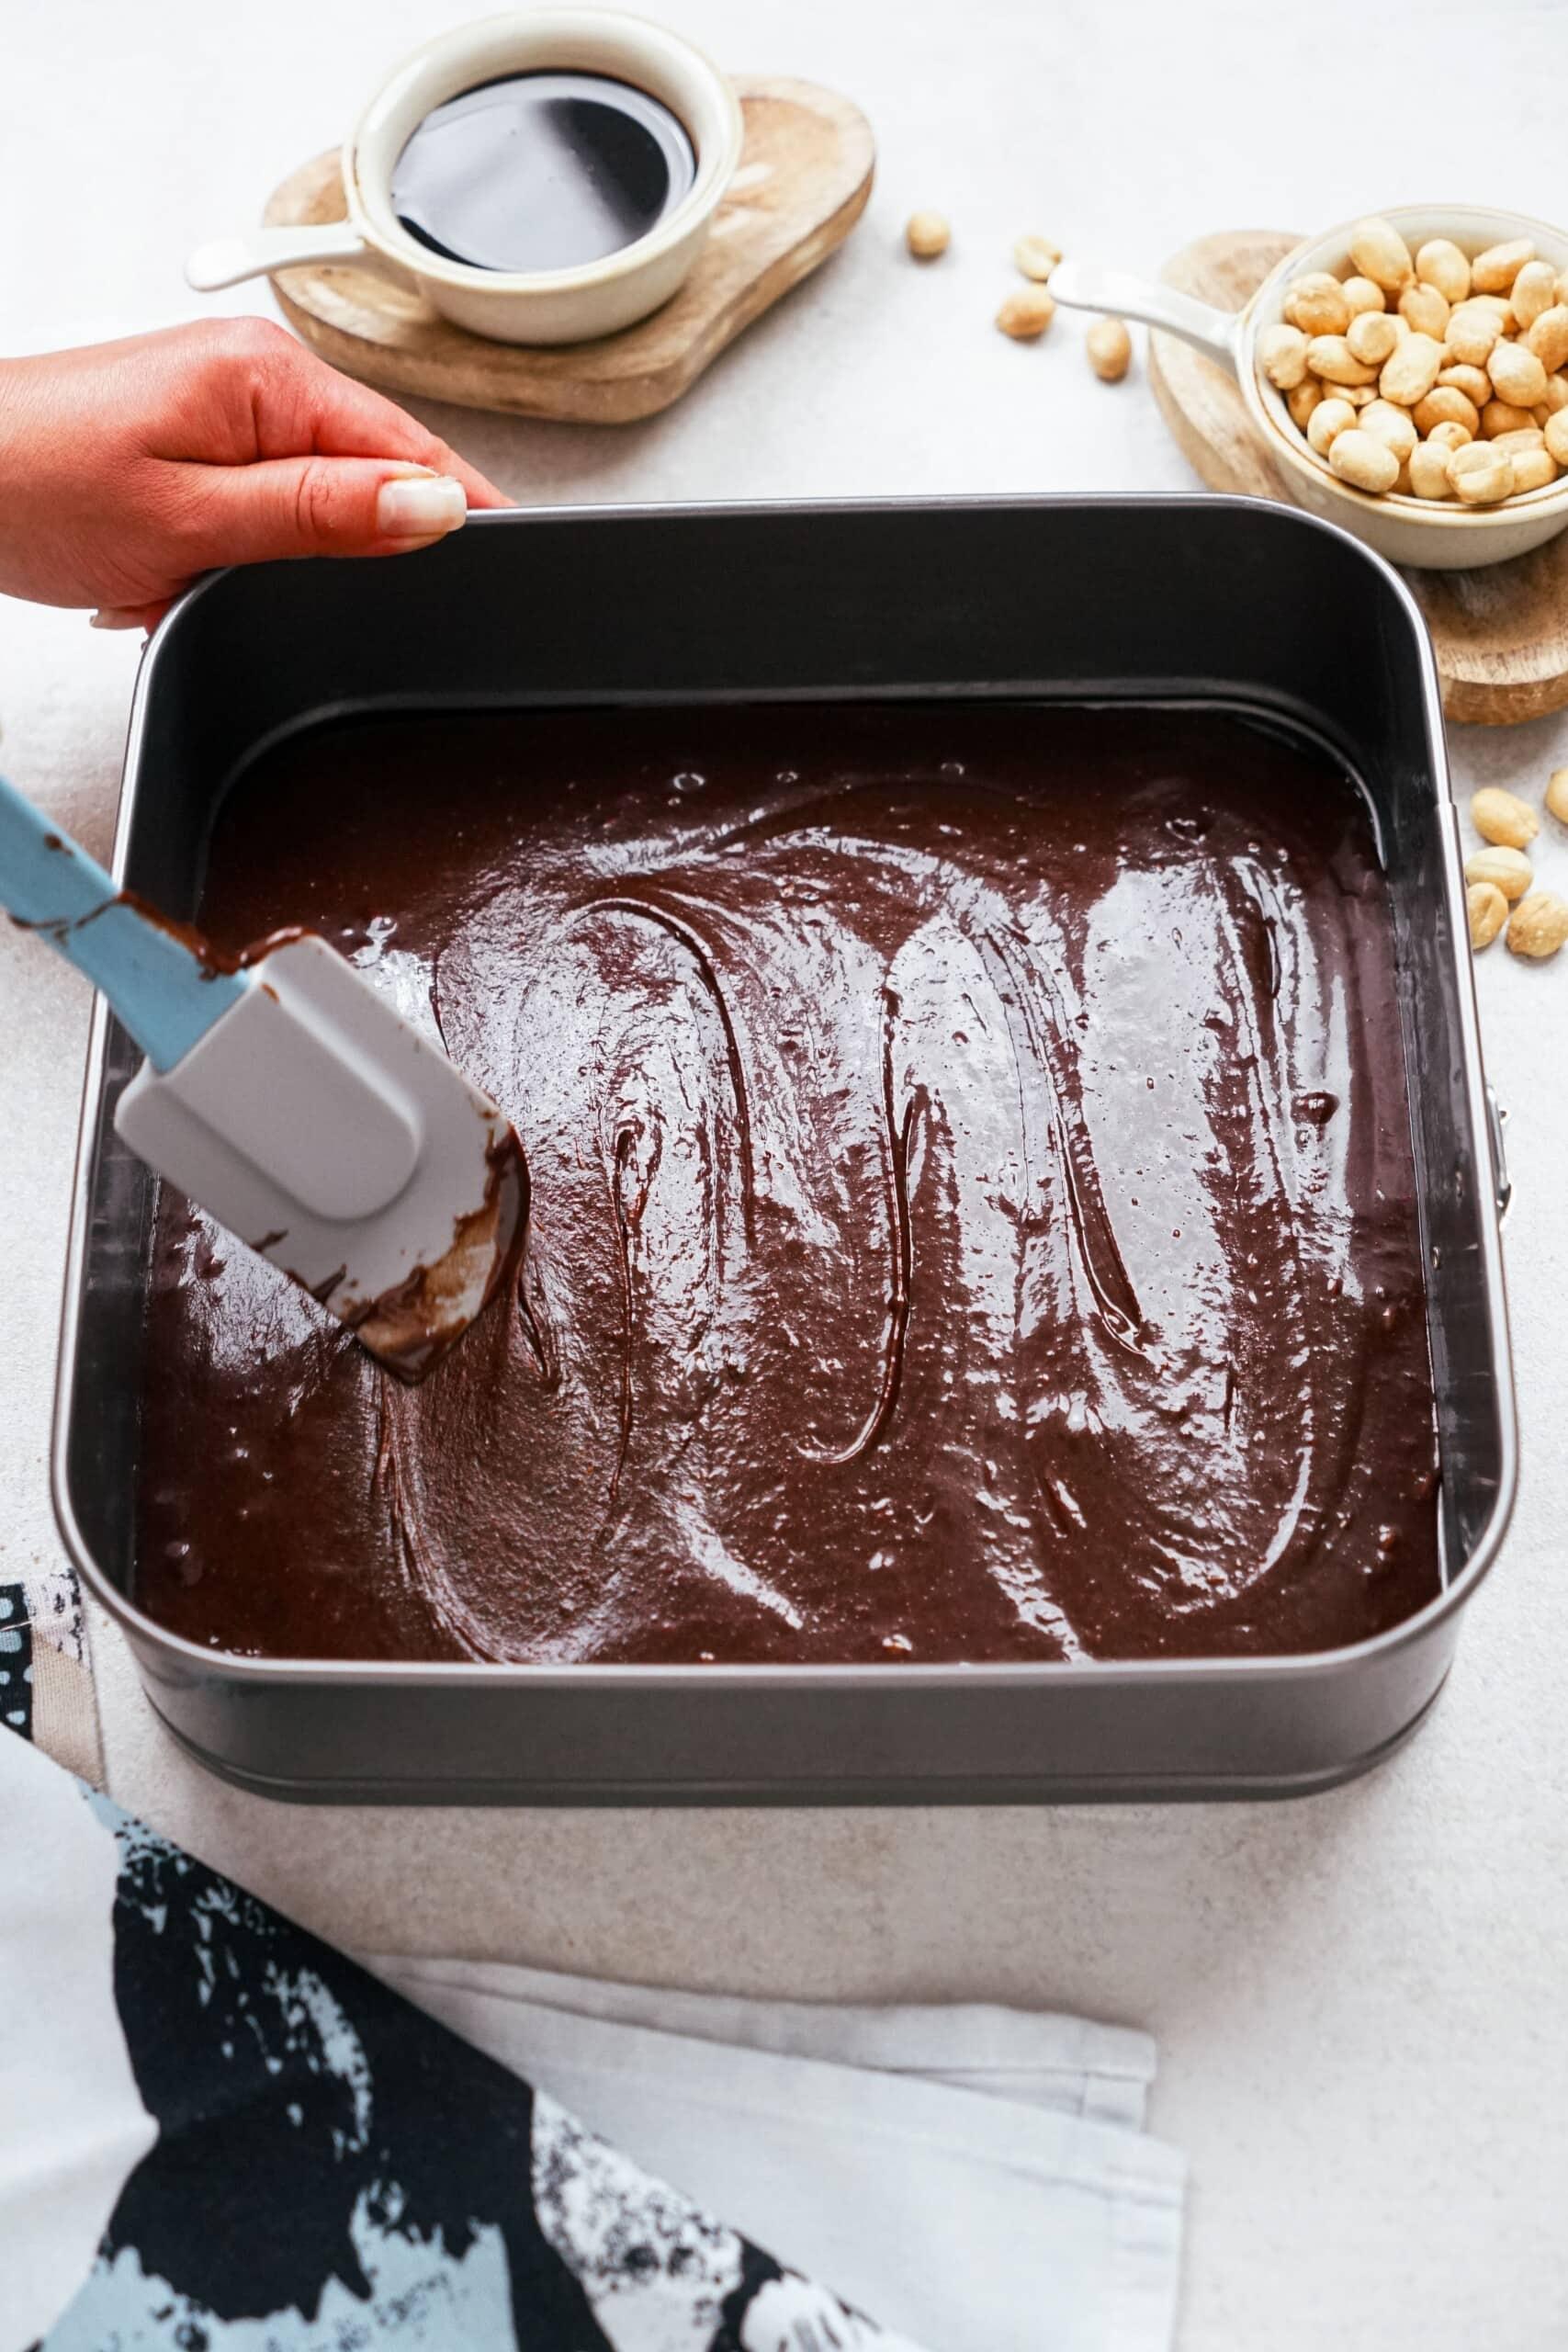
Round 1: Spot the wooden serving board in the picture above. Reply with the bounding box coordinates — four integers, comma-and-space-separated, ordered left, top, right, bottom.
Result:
262, 77, 874, 426
1147, 230, 1568, 728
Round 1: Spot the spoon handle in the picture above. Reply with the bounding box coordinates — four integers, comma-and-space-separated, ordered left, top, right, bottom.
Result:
0, 773, 246, 1069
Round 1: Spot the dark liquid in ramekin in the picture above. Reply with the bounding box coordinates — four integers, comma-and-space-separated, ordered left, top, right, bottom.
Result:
389, 70, 697, 274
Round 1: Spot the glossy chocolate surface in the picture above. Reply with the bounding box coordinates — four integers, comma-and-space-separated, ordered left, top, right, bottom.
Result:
135, 705, 1439, 1664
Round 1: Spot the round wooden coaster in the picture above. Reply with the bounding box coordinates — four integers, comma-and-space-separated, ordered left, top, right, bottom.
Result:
1147, 231, 1568, 728
261, 77, 874, 427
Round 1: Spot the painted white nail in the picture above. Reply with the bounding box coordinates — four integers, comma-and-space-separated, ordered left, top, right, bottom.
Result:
377, 474, 467, 537
90, 608, 143, 629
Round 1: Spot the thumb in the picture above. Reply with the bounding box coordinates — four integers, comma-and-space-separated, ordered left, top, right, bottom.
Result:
171, 456, 470, 568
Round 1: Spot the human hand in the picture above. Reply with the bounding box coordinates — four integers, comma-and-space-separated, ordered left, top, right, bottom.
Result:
0, 319, 509, 628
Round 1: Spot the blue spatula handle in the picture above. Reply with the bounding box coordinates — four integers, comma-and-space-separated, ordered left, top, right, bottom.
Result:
0, 772, 246, 1070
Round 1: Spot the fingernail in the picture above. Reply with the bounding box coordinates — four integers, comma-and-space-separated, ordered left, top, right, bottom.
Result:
377, 474, 468, 537
90, 608, 143, 630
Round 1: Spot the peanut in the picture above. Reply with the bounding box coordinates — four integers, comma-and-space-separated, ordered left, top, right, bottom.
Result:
996, 286, 1055, 339
1287, 379, 1325, 431
1427, 420, 1473, 454
1545, 768, 1568, 827
1472, 238, 1535, 294
1013, 233, 1062, 282
1408, 441, 1456, 499
1328, 427, 1400, 492
1307, 334, 1379, 387
1509, 446, 1559, 492
1340, 275, 1386, 318
1506, 890, 1568, 959
1488, 340, 1551, 407
906, 210, 951, 259
1437, 362, 1493, 407
1492, 425, 1547, 452
1472, 786, 1539, 848
1446, 303, 1504, 368
1467, 880, 1508, 949
1416, 238, 1472, 305
1511, 259, 1559, 328
1545, 410, 1568, 465
1349, 216, 1414, 295
1086, 316, 1132, 380
1542, 378, 1568, 414
1258, 322, 1311, 389
1359, 400, 1418, 460
1284, 272, 1351, 336
1481, 397, 1538, 438
1464, 844, 1533, 900
1414, 387, 1481, 437
1449, 442, 1516, 503
1347, 310, 1402, 366
1307, 396, 1357, 454
1398, 282, 1450, 341
1527, 306, 1568, 372
1379, 333, 1445, 407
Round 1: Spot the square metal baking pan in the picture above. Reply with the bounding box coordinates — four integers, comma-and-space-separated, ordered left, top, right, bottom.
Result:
51, 498, 1517, 1804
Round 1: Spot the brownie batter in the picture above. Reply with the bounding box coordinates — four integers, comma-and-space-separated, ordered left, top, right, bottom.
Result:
135, 704, 1440, 1664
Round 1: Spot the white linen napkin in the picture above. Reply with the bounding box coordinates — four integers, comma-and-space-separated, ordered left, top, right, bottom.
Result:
366, 1952, 1187, 2352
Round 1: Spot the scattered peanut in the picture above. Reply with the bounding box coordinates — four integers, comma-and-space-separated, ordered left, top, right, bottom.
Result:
1258, 322, 1310, 389
1472, 237, 1535, 294
1472, 786, 1539, 848
1449, 441, 1516, 503
1349, 215, 1414, 295
1506, 890, 1568, 959
1545, 768, 1568, 826
1328, 427, 1400, 492
1416, 238, 1471, 304
906, 209, 950, 259
1086, 316, 1132, 381
1467, 881, 1508, 949
1284, 272, 1351, 335
1464, 844, 1533, 899
1307, 396, 1357, 454
1013, 233, 1061, 282
996, 286, 1055, 340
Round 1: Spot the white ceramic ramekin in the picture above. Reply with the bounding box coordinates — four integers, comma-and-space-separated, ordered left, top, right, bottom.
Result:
186, 10, 745, 345
1053, 204, 1568, 571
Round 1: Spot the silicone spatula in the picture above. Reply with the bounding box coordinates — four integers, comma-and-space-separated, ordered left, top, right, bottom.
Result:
1, 770, 524, 1379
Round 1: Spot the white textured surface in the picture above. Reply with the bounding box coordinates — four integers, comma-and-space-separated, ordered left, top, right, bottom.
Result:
3, 2, 1567, 2345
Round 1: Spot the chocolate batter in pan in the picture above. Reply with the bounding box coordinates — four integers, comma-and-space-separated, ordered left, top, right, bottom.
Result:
135, 703, 1439, 1664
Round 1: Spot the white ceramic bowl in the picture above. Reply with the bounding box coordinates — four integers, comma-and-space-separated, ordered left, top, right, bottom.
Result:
187, 10, 745, 345
1054, 204, 1568, 571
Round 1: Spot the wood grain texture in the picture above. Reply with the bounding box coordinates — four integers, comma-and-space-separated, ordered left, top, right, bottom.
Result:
1148, 231, 1568, 728
262, 78, 874, 426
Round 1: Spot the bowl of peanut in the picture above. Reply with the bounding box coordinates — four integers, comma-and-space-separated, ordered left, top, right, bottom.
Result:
1053, 205, 1568, 571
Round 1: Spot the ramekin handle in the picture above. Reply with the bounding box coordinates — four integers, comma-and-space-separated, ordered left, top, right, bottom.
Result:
1050, 260, 1243, 368
186, 224, 373, 292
